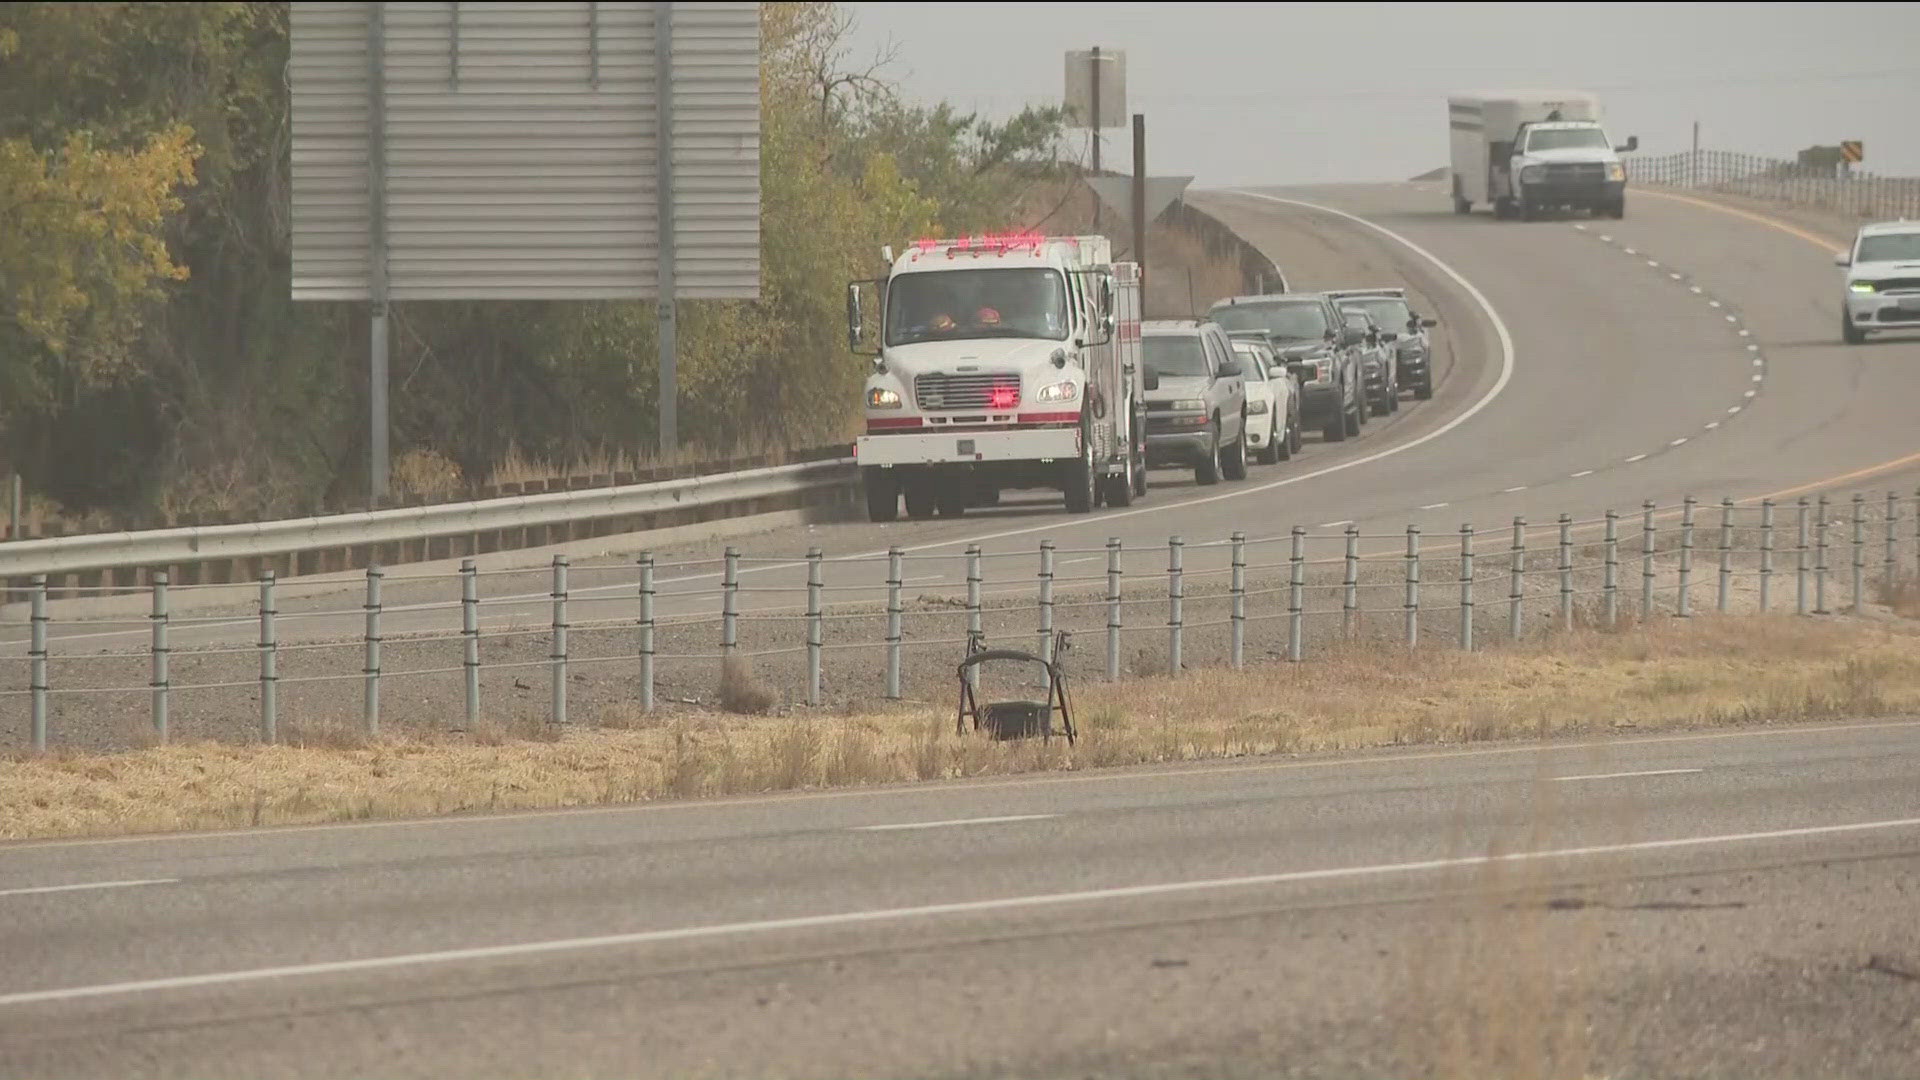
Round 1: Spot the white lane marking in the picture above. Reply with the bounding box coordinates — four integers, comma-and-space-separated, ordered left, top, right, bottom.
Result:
1503, 485, 1527, 493
1554, 768, 1703, 782
1753, 358, 1764, 366
1670, 437, 1690, 447
1623, 247, 1638, 255
1752, 374, 1764, 382
0, 878, 177, 898
1599, 235, 1613, 242
1419, 502, 1449, 510
901, 575, 944, 584
1747, 344, 1760, 350
1647, 260, 1661, 267
1689, 286, 1703, 294
1745, 390, 1758, 398
1705, 422, 1720, 431
1572, 224, 1587, 231
1626, 454, 1648, 462
1739, 329, 1751, 337
7, 816, 1919, 1008
855, 814, 1056, 832
1709, 301, 1722, 308
1059, 557, 1101, 567
1317, 519, 1354, 529
1729, 406, 1743, 414
1669, 272, 1683, 280
1570, 470, 1594, 478
1725, 315, 1738, 323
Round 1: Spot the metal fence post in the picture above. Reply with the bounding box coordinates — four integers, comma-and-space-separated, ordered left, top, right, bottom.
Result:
1343, 524, 1359, 637
1509, 517, 1526, 640
1677, 496, 1696, 617
1558, 513, 1573, 630
1886, 490, 1899, 592
1759, 499, 1774, 612
966, 544, 983, 693
1459, 524, 1475, 651
1038, 540, 1056, 673
806, 548, 823, 707
885, 547, 903, 699
1105, 538, 1121, 681
1796, 497, 1810, 616
29, 575, 47, 752
1405, 525, 1420, 647
1718, 497, 1734, 614
1230, 532, 1246, 669
150, 572, 170, 742
1852, 493, 1866, 611
460, 559, 479, 729
550, 555, 569, 724
260, 572, 278, 744
639, 553, 656, 711
1603, 511, 1619, 628
1815, 494, 1830, 614
363, 565, 383, 734
1641, 501, 1656, 616
1288, 527, 1305, 662
721, 546, 739, 658
1167, 536, 1184, 674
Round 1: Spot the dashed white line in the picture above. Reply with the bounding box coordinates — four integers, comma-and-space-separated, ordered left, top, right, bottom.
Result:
1729, 406, 1743, 414
1624, 247, 1638, 255
1669, 272, 1683, 280
1626, 454, 1648, 463
1744, 390, 1758, 398
0, 879, 177, 899
1599, 235, 1613, 242
856, 814, 1056, 832
1705, 422, 1720, 431
1689, 286, 1703, 294
1739, 329, 1751, 337
1670, 437, 1690, 447
1573, 224, 1587, 231
1571, 470, 1594, 478
1502, 485, 1528, 493
1747, 344, 1761, 351
1752, 374, 1764, 382
1725, 315, 1738, 323
1709, 301, 1722, 308
1753, 358, 1764, 366
1647, 259, 1661, 267
1553, 768, 1703, 782
1419, 502, 1449, 511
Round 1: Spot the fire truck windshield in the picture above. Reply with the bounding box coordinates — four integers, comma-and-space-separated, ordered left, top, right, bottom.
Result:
885, 268, 1070, 346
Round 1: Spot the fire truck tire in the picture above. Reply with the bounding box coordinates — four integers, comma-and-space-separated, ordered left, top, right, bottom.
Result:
863, 468, 898, 523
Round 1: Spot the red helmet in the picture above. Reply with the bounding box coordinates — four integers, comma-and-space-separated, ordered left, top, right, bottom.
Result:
975, 306, 1001, 325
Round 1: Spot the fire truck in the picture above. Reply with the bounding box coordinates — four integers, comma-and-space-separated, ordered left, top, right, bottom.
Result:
848, 233, 1149, 521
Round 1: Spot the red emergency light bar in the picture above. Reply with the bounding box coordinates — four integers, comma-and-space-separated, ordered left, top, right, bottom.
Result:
912, 231, 1050, 258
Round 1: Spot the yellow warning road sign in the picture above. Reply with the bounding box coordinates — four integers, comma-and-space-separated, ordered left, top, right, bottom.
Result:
1841, 141, 1864, 163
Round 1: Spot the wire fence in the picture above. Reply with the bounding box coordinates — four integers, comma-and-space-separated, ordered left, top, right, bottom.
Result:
4, 489, 1919, 752
1628, 150, 1920, 223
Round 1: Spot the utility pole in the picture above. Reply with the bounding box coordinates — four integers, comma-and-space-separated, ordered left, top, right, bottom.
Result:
367, 2, 390, 504
1090, 46, 1102, 230
654, 0, 678, 456
1133, 113, 1147, 292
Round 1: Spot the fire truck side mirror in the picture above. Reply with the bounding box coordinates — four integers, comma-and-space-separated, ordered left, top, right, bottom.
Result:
846, 280, 880, 357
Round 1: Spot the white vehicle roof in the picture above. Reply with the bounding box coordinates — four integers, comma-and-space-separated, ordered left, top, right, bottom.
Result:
1522, 120, 1604, 131
1858, 220, 1920, 237
1449, 90, 1601, 108
891, 233, 1109, 276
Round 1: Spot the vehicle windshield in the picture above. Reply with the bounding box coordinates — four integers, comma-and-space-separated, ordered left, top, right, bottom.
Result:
1230, 344, 1268, 381
1857, 233, 1920, 263
1341, 297, 1412, 328
1524, 127, 1609, 152
1343, 312, 1372, 330
1142, 335, 1210, 378
884, 267, 1069, 346
1210, 301, 1328, 342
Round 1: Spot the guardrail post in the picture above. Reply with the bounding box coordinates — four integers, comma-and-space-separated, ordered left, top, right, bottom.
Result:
1796, 498, 1810, 616
1558, 513, 1573, 630
639, 553, 656, 712
29, 575, 47, 752
1230, 532, 1246, 669
1105, 538, 1121, 681
1038, 541, 1056, 683
966, 545, 983, 693
149, 572, 170, 743
1459, 524, 1475, 651
721, 546, 739, 658
1814, 494, 1830, 614
1603, 511, 1619, 628
1288, 528, 1305, 662
364, 564, 383, 733
260, 571, 278, 744
1343, 524, 1359, 637
1404, 526, 1420, 647
460, 559, 479, 729
1508, 516, 1526, 640
1677, 497, 1695, 617
1886, 491, 1899, 593
550, 555, 568, 725
1641, 501, 1656, 616
1759, 500, 1774, 612
1718, 497, 1734, 615
806, 548, 823, 707
1852, 493, 1867, 611
885, 547, 903, 699
1167, 536, 1184, 674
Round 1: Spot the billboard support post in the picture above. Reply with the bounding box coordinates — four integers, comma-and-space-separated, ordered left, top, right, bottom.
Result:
654, 1, 678, 456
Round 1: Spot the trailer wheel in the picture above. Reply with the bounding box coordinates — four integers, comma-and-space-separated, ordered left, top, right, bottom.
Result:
863, 468, 898, 523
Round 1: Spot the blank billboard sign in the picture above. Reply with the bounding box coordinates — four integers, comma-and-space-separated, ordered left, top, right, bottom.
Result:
290, 1, 760, 302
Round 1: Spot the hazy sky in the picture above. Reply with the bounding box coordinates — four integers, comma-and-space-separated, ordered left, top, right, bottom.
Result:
844, 1, 1920, 187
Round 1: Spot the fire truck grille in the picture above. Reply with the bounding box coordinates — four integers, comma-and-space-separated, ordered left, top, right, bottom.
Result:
914, 372, 1021, 412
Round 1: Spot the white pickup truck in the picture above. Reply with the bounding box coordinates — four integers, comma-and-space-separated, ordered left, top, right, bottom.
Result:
1448, 91, 1638, 220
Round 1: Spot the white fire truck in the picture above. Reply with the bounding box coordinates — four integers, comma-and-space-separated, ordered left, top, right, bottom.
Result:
849, 233, 1149, 521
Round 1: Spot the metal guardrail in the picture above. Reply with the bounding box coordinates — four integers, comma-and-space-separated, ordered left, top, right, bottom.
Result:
0, 457, 856, 582
5, 489, 1917, 753
1628, 150, 1920, 223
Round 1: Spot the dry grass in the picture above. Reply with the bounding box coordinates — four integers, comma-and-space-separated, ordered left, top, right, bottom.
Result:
1875, 573, 1920, 619
717, 655, 776, 715
5, 615, 1920, 841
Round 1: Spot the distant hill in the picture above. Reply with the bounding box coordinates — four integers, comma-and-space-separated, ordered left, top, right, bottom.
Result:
1409, 167, 1448, 181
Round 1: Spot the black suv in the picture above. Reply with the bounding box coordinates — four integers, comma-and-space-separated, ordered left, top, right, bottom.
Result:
1325, 288, 1440, 401
1206, 293, 1366, 442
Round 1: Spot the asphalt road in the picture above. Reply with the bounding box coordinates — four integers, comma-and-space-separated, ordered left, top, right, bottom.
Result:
8, 181, 1918, 658
3, 718, 1918, 1077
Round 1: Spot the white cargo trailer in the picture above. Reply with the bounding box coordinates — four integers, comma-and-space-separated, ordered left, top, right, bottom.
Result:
1448, 91, 1636, 220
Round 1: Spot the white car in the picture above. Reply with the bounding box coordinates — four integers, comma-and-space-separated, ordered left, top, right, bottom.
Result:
1230, 337, 1301, 464
1837, 220, 1920, 344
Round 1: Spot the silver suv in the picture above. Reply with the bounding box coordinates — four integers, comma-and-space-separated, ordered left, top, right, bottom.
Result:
1837, 221, 1920, 344
1141, 321, 1250, 485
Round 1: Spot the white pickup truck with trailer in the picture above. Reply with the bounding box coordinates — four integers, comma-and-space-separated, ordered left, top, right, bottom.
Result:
1448, 90, 1638, 220
848, 234, 1148, 521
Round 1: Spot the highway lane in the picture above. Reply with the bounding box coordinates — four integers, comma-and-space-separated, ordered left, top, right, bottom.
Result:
3, 718, 1918, 1077
20, 179, 1913, 657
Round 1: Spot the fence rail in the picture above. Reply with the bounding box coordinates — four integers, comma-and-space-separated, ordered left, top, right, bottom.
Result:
1628, 150, 1920, 223
6, 488, 1918, 753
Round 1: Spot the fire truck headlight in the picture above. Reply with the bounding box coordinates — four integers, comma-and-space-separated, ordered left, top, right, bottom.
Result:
1035, 380, 1079, 403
